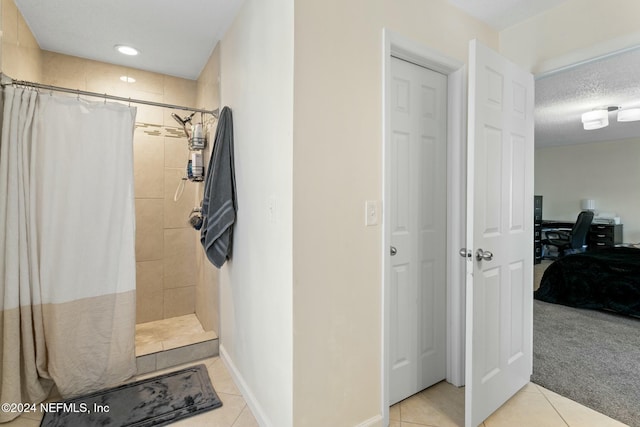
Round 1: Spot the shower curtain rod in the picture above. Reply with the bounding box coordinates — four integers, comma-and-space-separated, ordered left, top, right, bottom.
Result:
0, 73, 219, 118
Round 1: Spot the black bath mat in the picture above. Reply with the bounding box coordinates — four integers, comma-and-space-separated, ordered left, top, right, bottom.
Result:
40, 364, 222, 427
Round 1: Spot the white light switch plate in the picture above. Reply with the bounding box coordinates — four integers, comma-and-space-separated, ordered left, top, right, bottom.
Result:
365, 200, 378, 226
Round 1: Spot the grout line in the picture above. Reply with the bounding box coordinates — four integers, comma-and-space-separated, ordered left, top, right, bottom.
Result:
536, 384, 570, 427
229, 404, 248, 427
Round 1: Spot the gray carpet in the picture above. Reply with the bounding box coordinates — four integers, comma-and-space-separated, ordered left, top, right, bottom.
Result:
533, 300, 640, 427
40, 364, 222, 427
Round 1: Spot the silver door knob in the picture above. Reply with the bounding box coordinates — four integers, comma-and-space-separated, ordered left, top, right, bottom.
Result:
390, 246, 397, 256
475, 248, 493, 261
459, 248, 471, 258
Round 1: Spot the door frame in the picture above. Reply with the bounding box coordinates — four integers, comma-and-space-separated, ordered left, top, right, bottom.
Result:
381, 28, 467, 425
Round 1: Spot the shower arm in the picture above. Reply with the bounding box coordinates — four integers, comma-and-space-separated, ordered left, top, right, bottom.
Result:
171, 112, 196, 139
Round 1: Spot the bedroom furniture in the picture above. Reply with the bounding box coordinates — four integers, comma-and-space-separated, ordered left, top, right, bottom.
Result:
541, 210, 594, 258
534, 195, 543, 264
589, 223, 623, 249
535, 246, 640, 317
541, 221, 624, 251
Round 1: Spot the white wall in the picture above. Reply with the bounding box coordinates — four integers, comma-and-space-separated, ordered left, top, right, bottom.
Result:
219, 0, 294, 425
535, 138, 640, 243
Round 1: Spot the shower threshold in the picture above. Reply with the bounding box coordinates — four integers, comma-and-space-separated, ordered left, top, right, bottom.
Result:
135, 314, 218, 375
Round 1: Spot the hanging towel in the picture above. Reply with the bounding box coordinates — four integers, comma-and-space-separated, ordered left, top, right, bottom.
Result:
201, 106, 237, 268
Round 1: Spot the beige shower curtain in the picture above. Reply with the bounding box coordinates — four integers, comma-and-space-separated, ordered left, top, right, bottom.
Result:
0, 87, 137, 422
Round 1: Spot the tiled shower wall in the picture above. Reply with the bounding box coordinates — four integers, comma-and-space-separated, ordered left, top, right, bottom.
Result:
1, 0, 42, 82
1, 0, 216, 326
194, 46, 221, 333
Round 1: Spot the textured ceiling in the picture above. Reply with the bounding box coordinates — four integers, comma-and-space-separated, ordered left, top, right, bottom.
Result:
535, 47, 640, 148
15, 0, 244, 80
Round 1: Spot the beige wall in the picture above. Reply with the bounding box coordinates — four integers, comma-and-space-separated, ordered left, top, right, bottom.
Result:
219, 0, 294, 425
1, 0, 41, 81
292, 1, 497, 425
535, 138, 640, 243
195, 44, 221, 333
499, 0, 640, 73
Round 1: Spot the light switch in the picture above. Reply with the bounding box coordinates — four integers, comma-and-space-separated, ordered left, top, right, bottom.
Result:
267, 196, 277, 223
365, 200, 378, 226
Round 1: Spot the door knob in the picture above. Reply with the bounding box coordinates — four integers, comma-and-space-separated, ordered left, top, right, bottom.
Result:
475, 248, 494, 261
459, 248, 471, 258
390, 246, 397, 256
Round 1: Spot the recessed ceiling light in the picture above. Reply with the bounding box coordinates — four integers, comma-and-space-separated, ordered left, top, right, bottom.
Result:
115, 45, 139, 56
120, 76, 136, 83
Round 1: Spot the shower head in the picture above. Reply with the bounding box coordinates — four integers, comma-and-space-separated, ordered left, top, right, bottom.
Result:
171, 112, 195, 127
171, 112, 196, 139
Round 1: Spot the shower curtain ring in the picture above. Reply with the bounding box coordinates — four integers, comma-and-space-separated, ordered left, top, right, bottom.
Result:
76, 89, 80, 101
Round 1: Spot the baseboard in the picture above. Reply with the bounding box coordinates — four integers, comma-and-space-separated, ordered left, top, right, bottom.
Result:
219, 344, 272, 427
355, 414, 384, 427
220, 345, 381, 427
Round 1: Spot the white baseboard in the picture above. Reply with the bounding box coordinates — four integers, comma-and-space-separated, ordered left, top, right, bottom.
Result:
220, 345, 382, 427
219, 344, 272, 427
355, 414, 384, 427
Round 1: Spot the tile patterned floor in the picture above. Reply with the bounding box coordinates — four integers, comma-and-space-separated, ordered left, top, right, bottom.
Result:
135, 314, 218, 356
2, 356, 258, 427
390, 381, 628, 427
2, 303, 629, 427
4, 369, 628, 427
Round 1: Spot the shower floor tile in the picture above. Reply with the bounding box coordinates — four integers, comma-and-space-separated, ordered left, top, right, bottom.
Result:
135, 314, 217, 356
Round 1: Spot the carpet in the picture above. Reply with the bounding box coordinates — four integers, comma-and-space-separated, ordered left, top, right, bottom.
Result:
40, 364, 222, 427
532, 300, 640, 427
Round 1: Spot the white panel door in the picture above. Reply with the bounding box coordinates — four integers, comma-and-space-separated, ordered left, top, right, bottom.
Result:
465, 40, 534, 427
389, 56, 448, 405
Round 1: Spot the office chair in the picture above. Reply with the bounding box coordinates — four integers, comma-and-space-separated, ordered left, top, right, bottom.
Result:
542, 210, 595, 258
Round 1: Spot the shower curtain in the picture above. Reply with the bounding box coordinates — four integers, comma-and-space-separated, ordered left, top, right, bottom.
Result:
0, 87, 137, 422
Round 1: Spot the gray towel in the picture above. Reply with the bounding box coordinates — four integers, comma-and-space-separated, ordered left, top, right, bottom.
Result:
200, 106, 236, 268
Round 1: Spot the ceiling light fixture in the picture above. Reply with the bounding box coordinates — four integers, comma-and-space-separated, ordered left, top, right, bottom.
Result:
617, 108, 640, 122
582, 105, 640, 130
115, 45, 139, 56
119, 76, 136, 83
581, 109, 608, 130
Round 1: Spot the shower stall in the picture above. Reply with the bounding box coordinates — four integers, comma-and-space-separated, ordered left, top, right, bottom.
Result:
0, 2, 222, 414
35, 51, 222, 367
133, 107, 219, 361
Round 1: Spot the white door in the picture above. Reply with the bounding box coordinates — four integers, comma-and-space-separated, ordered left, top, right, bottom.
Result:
388, 56, 448, 405
465, 40, 534, 427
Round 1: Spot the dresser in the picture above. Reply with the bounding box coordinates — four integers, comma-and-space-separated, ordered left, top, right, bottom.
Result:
534, 196, 543, 264
588, 223, 623, 249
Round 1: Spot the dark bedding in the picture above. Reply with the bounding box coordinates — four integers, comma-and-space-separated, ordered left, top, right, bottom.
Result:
535, 247, 640, 317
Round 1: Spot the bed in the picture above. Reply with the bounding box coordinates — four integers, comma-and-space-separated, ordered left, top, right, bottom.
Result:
534, 247, 640, 317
